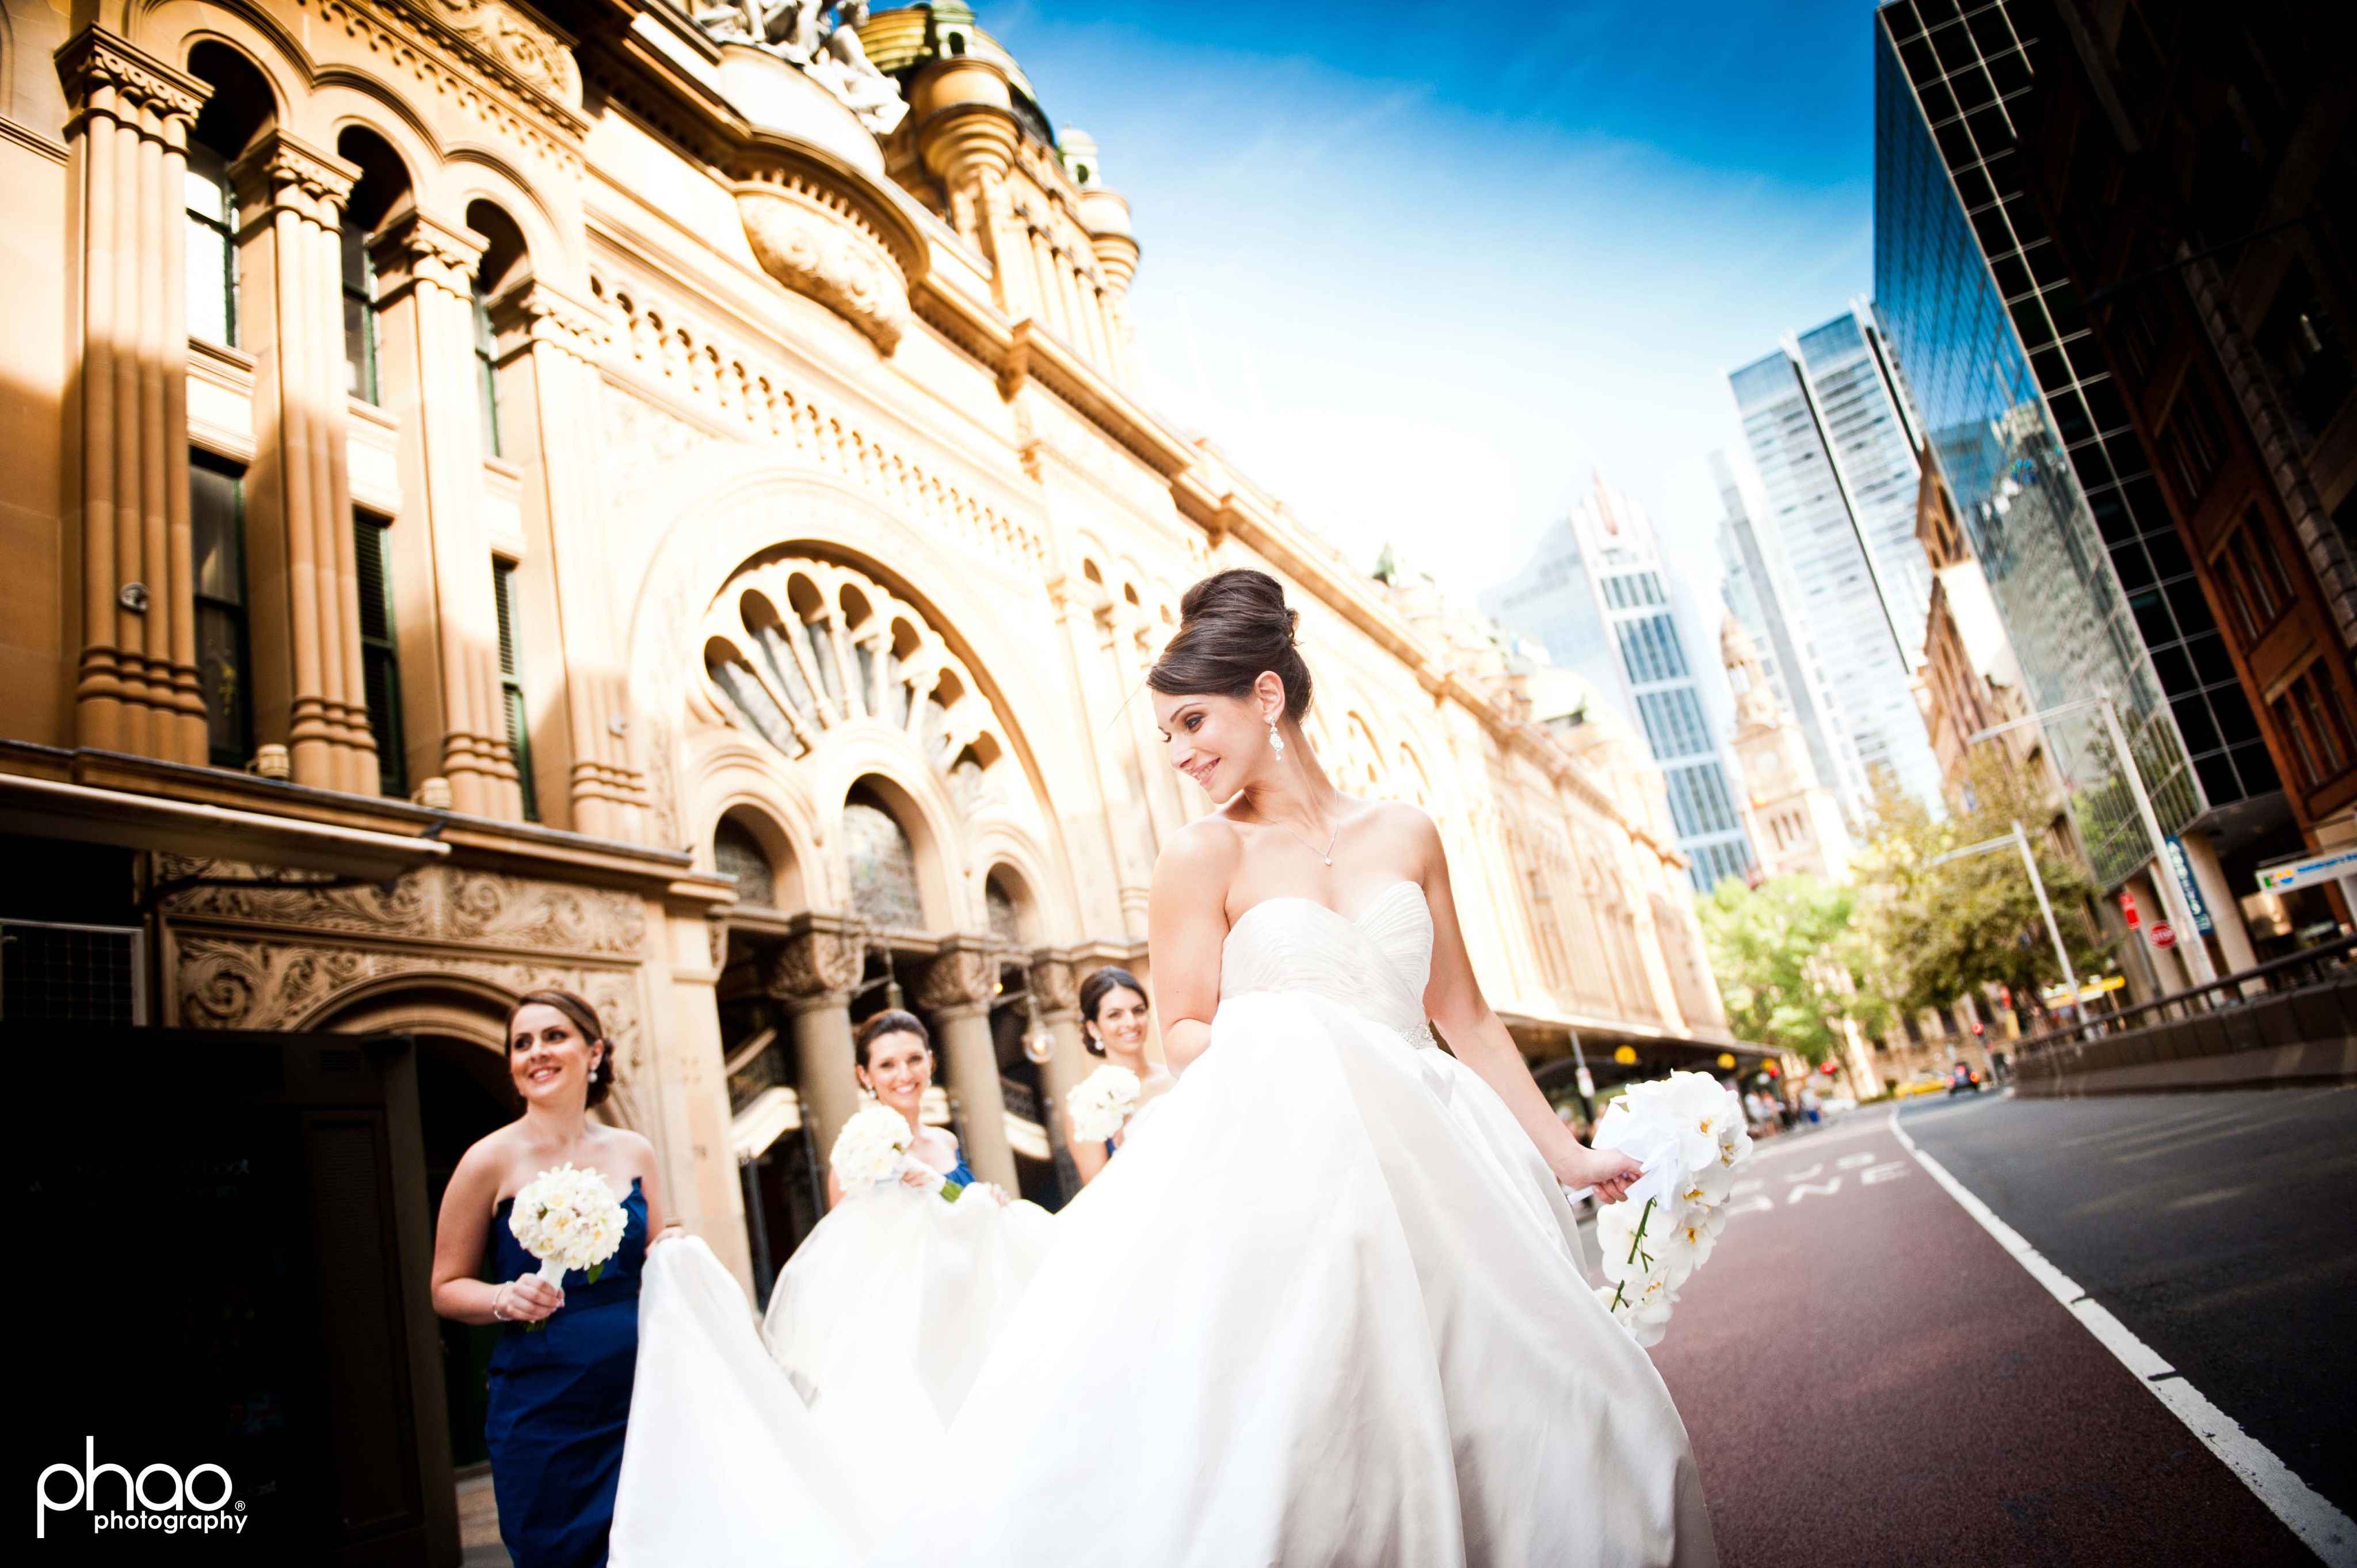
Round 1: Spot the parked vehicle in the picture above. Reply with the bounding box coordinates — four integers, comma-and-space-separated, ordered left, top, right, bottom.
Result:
1947, 1063, 1985, 1096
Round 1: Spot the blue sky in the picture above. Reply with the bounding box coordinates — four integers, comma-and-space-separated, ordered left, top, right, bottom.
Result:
982, 0, 1884, 598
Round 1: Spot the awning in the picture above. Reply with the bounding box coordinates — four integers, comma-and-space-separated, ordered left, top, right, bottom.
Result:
0, 773, 449, 883
731, 1086, 801, 1163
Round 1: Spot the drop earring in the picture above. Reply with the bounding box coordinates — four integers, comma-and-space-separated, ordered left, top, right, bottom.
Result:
1268, 720, 1284, 756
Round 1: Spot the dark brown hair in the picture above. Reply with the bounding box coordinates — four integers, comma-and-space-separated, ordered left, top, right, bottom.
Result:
1078, 967, 1147, 1057
506, 988, 615, 1109
1146, 568, 1313, 722
854, 1009, 930, 1070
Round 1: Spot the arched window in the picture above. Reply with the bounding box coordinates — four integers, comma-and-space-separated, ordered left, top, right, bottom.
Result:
337, 129, 411, 406
985, 872, 1020, 943
464, 201, 529, 461
184, 45, 275, 348
845, 787, 922, 929
714, 817, 776, 909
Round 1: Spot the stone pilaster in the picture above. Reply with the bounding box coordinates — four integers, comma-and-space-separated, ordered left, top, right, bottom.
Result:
1031, 953, 1094, 1165
56, 28, 211, 763
231, 129, 380, 793
488, 277, 647, 840
369, 209, 520, 817
918, 938, 1017, 1189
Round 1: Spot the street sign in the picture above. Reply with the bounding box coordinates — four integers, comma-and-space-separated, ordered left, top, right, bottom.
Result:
2120, 888, 2139, 929
2256, 846, 2357, 895
2149, 921, 2177, 949
2162, 837, 2214, 933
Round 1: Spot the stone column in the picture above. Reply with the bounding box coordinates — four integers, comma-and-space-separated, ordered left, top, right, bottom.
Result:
919, 940, 1017, 1189
761, 917, 865, 1183
231, 130, 380, 793
1105, 600, 1183, 847
1082, 186, 1140, 389
57, 29, 211, 763
1048, 573, 1151, 933
1031, 954, 1095, 1166
369, 210, 521, 817
486, 278, 647, 840
910, 57, 1035, 323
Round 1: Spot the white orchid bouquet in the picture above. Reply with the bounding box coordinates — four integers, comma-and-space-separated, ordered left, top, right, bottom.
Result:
1066, 1063, 1142, 1144
1586, 1071, 1753, 1349
508, 1163, 631, 1327
830, 1104, 973, 1201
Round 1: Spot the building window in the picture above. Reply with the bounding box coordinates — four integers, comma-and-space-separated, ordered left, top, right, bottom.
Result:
185, 146, 237, 346
845, 791, 923, 929
191, 454, 251, 767
473, 279, 504, 459
712, 817, 776, 908
2217, 509, 2293, 644
493, 560, 536, 820
354, 513, 404, 797
2257, 262, 2353, 442
342, 222, 379, 404
2272, 665, 2352, 789
2162, 385, 2229, 505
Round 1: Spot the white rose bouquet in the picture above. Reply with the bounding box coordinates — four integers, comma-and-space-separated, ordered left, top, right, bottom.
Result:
1066, 1064, 1142, 1144
507, 1163, 631, 1326
831, 1105, 966, 1201
1586, 1071, 1753, 1348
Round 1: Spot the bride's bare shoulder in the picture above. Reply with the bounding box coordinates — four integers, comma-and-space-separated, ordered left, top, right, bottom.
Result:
1155, 814, 1246, 876
1359, 798, 1442, 850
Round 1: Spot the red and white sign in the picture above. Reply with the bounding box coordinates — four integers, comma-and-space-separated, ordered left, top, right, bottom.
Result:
2148, 921, 2177, 950
2120, 890, 2140, 929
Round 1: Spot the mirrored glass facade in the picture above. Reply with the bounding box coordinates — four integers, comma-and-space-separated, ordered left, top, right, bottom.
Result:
1869, 0, 2260, 888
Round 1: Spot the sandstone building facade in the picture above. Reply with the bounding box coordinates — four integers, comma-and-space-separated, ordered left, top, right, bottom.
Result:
0, 0, 1740, 1319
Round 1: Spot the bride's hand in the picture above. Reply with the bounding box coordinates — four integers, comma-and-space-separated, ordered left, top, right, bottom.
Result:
1553, 1144, 1643, 1204
899, 1165, 940, 1190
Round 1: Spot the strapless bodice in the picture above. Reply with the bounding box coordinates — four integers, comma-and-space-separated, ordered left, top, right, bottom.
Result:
1220, 880, 1436, 1043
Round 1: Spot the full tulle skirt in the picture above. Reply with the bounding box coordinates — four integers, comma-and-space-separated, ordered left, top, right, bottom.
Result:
616, 988, 1716, 1567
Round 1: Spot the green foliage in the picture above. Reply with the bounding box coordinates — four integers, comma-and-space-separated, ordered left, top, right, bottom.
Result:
1850, 753, 2110, 1019
1695, 872, 1889, 1064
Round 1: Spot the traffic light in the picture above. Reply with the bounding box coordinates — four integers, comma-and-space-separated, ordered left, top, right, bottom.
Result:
1970, 1020, 1984, 1036
1818, 1062, 1837, 1075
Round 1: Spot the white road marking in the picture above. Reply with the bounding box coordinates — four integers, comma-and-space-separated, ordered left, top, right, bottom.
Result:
1891, 1107, 2356, 1567
1786, 1178, 1841, 1203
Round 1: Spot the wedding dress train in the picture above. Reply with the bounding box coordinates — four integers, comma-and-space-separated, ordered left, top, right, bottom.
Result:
617, 880, 1716, 1567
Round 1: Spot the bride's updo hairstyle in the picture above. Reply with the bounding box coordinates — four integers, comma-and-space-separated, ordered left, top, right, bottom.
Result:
1147, 568, 1313, 722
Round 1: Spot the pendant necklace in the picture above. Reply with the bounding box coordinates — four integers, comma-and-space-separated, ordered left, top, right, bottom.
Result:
1276, 817, 1342, 867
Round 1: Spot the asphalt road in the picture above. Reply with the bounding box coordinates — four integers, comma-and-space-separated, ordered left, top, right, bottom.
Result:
1639, 1089, 2354, 1567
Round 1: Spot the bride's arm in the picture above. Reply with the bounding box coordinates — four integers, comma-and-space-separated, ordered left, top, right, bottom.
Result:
1147, 821, 1242, 1075
1410, 810, 1641, 1201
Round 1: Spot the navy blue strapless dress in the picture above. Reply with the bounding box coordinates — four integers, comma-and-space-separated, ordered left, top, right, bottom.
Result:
486, 1177, 647, 1568
945, 1150, 977, 1187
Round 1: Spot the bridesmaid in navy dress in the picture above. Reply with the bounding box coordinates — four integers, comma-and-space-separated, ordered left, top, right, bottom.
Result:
431, 988, 676, 1568
1065, 967, 1176, 1187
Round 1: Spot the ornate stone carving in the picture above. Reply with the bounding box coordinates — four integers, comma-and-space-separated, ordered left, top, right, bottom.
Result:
736, 180, 909, 353
55, 30, 210, 123
1032, 956, 1078, 1015
917, 943, 996, 1012
398, 0, 583, 112
761, 926, 864, 1001
496, 278, 611, 366
160, 859, 646, 959
693, 1, 907, 134
176, 934, 644, 1063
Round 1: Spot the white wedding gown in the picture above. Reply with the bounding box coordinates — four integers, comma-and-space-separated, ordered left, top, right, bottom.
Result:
615, 880, 1716, 1567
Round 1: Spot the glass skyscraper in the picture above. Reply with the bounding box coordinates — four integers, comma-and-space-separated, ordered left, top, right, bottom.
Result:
1729, 305, 1945, 814
1485, 476, 1757, 892
1871, 0, 2271, 890
1711, 449, 1848, 812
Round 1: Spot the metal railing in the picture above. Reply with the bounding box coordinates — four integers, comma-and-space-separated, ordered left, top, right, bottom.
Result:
2015, 933, 2356, 1060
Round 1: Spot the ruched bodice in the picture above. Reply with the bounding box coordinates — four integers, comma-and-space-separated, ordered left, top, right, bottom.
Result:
1221, 880, 1435, 1042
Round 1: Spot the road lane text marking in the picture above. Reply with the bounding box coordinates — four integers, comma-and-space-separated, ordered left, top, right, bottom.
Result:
1891, 1108, 2354, 1567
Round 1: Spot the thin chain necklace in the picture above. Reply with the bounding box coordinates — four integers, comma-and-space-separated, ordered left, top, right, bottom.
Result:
1272, 813, 1342, 867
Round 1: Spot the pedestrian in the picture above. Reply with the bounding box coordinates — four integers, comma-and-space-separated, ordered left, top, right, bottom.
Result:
1799, 1083, 1822, 1126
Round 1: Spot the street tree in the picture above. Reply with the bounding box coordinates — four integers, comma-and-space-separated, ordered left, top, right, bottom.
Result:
1695, 873, 1891, 1066
1851, 754, 2110, 1025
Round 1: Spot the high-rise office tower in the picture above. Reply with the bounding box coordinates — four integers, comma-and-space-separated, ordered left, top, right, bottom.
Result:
1485, 475, 1757, 891
1710, 449, 1852, 813
1871, 0, 2316, 985
1729, 305, 1946, 815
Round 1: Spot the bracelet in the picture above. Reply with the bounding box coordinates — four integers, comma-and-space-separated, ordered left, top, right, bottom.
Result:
491, 1284, 510, 1322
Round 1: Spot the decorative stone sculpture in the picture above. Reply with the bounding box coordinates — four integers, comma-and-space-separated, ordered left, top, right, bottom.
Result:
694, 0, 907, 136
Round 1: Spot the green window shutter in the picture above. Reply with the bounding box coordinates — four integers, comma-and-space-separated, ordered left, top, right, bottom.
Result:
494, 562, 537, 821
354, 514, 406, 797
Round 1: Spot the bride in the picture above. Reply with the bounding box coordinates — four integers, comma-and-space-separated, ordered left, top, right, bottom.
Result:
614, 567, 1716, 1567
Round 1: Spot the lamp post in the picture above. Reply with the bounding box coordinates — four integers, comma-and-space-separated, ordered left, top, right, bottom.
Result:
1930, 819, 2083, 1033
1969, 693, 2217, 989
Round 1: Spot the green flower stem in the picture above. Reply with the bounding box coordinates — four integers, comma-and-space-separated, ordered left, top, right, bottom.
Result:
1607, 1197, 1659, 1313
